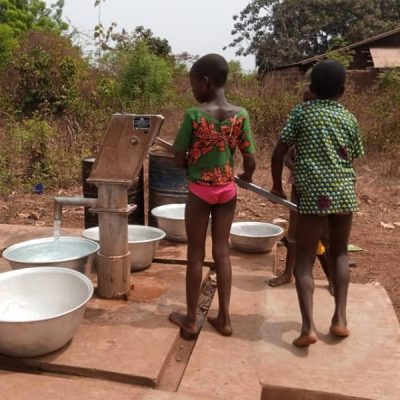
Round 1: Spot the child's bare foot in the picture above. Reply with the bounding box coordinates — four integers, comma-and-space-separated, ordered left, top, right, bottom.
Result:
292, 331, 317, 347
169, 312, 199, 339
267, 274, 293, 287
207, 316, 233, 336
330, 325, 350, 337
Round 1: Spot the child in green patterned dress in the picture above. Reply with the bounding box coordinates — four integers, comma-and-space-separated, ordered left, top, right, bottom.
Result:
169, 54, 256, 339
270, 60, 364, 347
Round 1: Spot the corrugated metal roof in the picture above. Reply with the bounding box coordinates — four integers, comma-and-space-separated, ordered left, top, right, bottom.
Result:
370, 47, 400, 68
271, 26, 400, 71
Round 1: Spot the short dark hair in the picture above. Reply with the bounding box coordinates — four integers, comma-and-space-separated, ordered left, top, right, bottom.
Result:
190, 54, 229, 87
310, 60, 346, 99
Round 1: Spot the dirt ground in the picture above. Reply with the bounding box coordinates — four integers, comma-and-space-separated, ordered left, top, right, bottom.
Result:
0, 160, 399, 320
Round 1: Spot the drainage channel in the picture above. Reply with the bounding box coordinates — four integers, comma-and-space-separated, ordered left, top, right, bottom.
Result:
156, 269, 217, 392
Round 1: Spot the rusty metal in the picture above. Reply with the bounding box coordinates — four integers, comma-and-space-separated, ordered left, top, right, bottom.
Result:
54, 114, 165, 299
235, 177, 298, 212
54, 197, 98, 221
88, 114, 165, 184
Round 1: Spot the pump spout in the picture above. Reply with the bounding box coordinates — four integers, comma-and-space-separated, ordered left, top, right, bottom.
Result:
54, 197, 98, 221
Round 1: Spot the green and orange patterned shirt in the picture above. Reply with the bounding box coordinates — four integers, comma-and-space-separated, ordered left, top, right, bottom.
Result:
173, 108, 256, 185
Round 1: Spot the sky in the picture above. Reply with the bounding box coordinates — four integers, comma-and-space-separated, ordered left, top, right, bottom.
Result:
48, 0, 256, 71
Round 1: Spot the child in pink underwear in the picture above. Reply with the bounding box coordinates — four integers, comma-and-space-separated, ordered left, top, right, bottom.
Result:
169, 54, 256, 338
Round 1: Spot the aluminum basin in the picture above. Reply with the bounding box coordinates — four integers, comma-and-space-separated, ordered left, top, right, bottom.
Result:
151, 203, 211, 243
0, 267, 93, 357
230, 222, 283, 253
2, 237, 99, 275
151, 204, 187, 242
82, 225, 166, 271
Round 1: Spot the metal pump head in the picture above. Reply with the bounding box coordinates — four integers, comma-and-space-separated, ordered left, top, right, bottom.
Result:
88, 114, 165, 184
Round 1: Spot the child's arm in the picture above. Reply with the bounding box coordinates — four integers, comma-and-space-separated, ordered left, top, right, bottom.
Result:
238, 153, 256, 182
173, 111, 193, 169
271, 105, 301, 198
237, 110, 257, 182
284, 148, 295, 171
271, 140, 289, 198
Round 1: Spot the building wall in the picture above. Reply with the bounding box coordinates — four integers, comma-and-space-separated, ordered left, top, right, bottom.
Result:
263, 68, 378, 91
262, 67, 303, 89
347, 69, 378, 87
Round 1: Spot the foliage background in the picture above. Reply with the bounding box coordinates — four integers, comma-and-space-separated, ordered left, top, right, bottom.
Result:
0, 0, 399, 196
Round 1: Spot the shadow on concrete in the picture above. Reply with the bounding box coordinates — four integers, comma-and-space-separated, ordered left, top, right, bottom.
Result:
206, 312, 310, 358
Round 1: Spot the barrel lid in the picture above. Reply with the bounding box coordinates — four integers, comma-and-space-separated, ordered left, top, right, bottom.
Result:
149, 144, 174, 158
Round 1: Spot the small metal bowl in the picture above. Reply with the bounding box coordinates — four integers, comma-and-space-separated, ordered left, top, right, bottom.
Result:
151, 204, 187, 242
2, 237, 99, 275
230, 222, 283, 253
0, 267, 93, 357
82, 225, 166, 271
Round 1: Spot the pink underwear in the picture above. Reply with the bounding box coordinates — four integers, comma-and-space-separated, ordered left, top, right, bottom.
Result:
189, 182, 237, 205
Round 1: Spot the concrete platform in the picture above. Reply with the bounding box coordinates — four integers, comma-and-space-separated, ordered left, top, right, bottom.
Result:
179, 265, 400, 400
0, 263, 188, 386
1, 224, 399, 400
0, 371, 210, 400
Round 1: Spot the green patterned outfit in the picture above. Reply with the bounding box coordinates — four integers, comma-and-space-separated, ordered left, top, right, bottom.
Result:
173, 108, 256, 185
280, 99, 364, 215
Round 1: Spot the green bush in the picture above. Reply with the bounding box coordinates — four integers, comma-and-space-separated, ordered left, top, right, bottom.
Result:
1, 30, 89, 117
117, 42, 173, 111
0, 118, 55, 193
0, 117, 86, 195
0, 24, 18, 70
227, 76, 298, 146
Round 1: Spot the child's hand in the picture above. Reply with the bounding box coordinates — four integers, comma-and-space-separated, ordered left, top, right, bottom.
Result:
237, 172, 253, 183
271, 187, 287, 199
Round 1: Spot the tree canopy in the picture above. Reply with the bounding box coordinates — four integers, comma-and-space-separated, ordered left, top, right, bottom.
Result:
228, 0, 400, 70
0, 0, 67, 68
0, 0, 67, 34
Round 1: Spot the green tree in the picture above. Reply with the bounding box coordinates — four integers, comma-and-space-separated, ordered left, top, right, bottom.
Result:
0, 0, 67, 68
96, 24, 173, 61
228, 0, 400, 70
0, 0, 67, 34
117, 42, 173, 109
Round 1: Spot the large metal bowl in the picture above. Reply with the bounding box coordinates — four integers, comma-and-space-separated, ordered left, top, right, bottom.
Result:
82, 225, 166, 271
0, 267, 93, 357
151, 204, 187, 242
2, 237, 99, 275
230, 222, 283, 253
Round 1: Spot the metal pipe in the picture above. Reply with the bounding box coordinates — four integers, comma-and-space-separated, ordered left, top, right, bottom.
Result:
234, 177, 298, 212
54, 197, 98, 221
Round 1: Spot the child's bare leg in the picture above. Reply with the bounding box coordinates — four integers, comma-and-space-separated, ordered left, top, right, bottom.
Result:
268, 240, 295, 286
268, 198, 297, 287
207, 197, 236, 336
317, 253, 334, 295
327, 213, 353, 337
293, 214, 326, 347
169, 193, 210, 338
